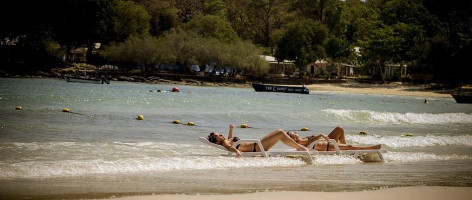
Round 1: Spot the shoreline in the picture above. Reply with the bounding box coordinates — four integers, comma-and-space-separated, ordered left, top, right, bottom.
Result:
305, 82, 454, 98
1, 75, 455, 99
109, 186, 471, 200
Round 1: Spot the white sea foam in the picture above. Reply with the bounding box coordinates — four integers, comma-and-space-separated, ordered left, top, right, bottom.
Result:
312, 155, 362, 165
347, 134, 472, 148
2, 138, 472, 179
323, 109, 472, 124
0, 156, 305, 178
383, 152, 471, 163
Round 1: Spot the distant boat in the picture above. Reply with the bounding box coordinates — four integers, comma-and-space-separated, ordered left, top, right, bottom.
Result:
65, 76, 110, 84
452, 94, 472, 104
252, 83, 309, 94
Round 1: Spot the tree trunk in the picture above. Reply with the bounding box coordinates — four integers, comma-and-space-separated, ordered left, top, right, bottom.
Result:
377, 63, 386, 83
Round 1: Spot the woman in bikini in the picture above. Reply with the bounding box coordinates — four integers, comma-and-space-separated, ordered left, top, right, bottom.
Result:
207, 124, 310, 157
286, 126, 381, 151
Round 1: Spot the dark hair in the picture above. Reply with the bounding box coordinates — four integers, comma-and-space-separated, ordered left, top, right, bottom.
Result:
286, 131, 294, 139
232, 137, 240, 142
208, 132, 216, 143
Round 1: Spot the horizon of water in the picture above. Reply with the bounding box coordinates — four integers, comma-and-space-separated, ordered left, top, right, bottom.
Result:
0, 78, 471, 199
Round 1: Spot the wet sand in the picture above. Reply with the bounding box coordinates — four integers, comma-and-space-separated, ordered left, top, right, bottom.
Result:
305, 83, 453, 98
109, 186, 471, 200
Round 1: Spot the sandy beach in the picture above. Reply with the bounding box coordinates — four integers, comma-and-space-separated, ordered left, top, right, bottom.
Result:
110, 186, 471, 200
305, 82, 454, 98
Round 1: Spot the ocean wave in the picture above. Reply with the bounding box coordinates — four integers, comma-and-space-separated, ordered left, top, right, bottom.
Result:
311, 155, 362, 164
322, 109, 472, 124
0, 156, 305, 178
347, 135, 472, 148
383, 152, 471, 163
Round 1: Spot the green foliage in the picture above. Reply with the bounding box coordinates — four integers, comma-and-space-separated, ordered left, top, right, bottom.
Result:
324, 0, 347, 37
185, 15, 239, 44
113, 0, 151, 40
381, 0, 430, 26
275, 20, 328, 76
100, 35, 162, 67
135, 0, 179, 36
325, 36, 351, 63
269, 28, 286, 54
1, 0, 471, 84
204, 0, 227, 18
344, 0, 381, 45
100, 30, 267, 76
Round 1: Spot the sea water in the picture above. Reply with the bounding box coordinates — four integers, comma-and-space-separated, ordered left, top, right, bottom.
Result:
0, 78, 471, 199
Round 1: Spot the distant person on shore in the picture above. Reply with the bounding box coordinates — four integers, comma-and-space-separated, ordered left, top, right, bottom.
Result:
286, 126, 381, 151
207, 124, 310, 157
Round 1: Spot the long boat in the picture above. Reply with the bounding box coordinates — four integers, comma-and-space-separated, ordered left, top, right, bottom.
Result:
65, 76, 110, 84
252, 83, 309, 94
452, 94, 472, 104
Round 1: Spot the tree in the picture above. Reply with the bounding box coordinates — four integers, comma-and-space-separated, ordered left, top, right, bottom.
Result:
133, 0, 179, 36
113, 0, 151, 41
360, 24, 403, 81
174, 0, 205, 23
184, 15, 239, 44
225, 0, 291, 47
204, 0, 227, 18
290, 0, 329, 22
275, 20, 328, 77
344, 0, 380, 45
100, 35, 164, 74
324, 0, 347, 37
423, 0, 472, 85
325, 36, 352, 74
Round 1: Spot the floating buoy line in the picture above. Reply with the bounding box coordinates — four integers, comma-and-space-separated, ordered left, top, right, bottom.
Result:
16, 105, 317, 132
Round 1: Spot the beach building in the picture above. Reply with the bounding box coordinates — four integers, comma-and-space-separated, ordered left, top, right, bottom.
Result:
341, 63, 356, 77
305, 60, 357, 78
262, 55, 357, 78
261, 55, 296, 76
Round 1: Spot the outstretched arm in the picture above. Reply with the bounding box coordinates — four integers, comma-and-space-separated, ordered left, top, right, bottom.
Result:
222, 140, 242, 157
228, 124, 235, 139
303, 134, 330, 146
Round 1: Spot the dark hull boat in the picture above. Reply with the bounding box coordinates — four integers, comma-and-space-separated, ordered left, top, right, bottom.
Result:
452, 94, 472, 104
252, 83, 309, 94
65, 76, 110, 84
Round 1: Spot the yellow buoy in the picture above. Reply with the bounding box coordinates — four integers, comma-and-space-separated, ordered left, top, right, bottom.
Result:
173, 120, 180, 124
240, 124, 248, 128
360, 131, 367, 135
405, 133, 413, 137
301, 127, 309, 131
62, 108, 70, 112
187, 121, 194, 126
137, 114, 144, 120
16, 106, 23, 110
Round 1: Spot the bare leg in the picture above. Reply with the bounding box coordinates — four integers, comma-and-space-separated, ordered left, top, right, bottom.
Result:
327, 126, 346, 144
330, 144, 381, 151
259, 129, 308, 151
